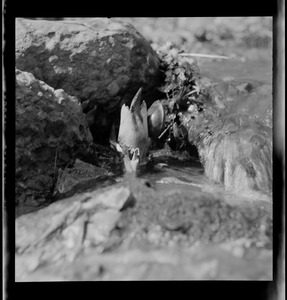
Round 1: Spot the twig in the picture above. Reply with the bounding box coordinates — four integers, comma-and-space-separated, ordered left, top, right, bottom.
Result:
53, 140, 60, 183
158, 123, 172, 140
179, 53, 230, 60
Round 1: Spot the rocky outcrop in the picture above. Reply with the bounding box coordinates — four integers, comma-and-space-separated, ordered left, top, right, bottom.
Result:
16, 69, 93, 206
16, 18, 162, 143
197, 122, 272, 195
181, 79, 273, 195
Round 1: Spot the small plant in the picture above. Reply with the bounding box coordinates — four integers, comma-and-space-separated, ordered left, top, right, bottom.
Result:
157, 42, 201, 111
156, 42, 217, 153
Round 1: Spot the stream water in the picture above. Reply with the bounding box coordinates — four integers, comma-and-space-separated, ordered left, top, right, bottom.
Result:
142, 149, 271, 211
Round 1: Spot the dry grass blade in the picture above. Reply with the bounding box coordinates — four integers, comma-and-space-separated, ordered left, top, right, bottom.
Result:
179, 53, 230, 60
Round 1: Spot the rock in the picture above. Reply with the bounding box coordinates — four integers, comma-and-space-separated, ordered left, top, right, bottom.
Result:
180, 79, 272, 195
16, 69, 93, 206
82, 185, 132, 211
85, 209, 122, 246
15, 183, 134, 280
16, 18, 162, 143
55, 159, 112, 194
15, 184, 131, 253
198, 123, 272, 195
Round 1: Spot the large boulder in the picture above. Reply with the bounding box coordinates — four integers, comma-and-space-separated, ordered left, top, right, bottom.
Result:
16, 69, 93, 206
16, 18, 162, 143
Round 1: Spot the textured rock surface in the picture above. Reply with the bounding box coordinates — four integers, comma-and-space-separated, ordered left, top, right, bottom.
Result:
198, 123, 272, 195
16, 69, 93, 206
16, 18, 162, 143
15, 184, 132, 280
181, 79, 272, 195
15, 174, 272, 281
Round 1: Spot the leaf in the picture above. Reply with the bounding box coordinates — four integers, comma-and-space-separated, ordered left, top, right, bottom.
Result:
169, 48, 179, 58
178, 72, 186, 82
174, 67, 182, 75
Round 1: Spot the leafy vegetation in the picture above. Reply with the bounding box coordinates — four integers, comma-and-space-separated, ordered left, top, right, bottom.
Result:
157, 42, 201, 109
153, 37, 271, 159
154, 42, 218, 154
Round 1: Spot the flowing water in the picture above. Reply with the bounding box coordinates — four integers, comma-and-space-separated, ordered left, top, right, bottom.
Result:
143, 55, 272, 208
142, 150, 272, 210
